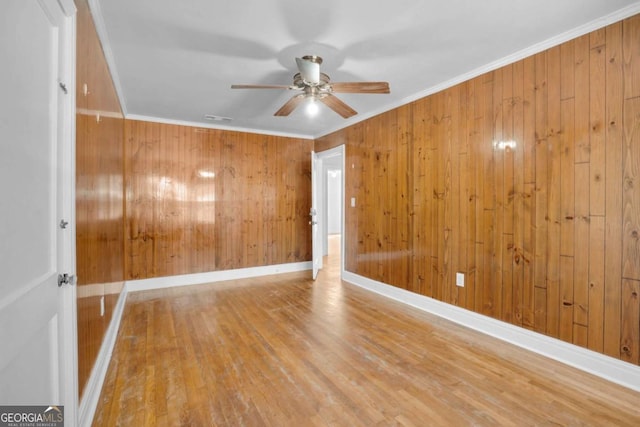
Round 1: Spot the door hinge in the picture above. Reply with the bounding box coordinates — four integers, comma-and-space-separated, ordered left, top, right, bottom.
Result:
59, 82, 68, 94
58, 273, 75, 287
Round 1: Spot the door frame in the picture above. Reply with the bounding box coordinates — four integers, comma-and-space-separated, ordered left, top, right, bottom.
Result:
54, 1, 79, 424
311, 151, 321, 279
314, 145, 345, 277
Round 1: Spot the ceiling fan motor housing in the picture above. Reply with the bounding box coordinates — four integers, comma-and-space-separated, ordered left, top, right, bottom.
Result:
301, 55, 323, 65
293, 72, 331, 89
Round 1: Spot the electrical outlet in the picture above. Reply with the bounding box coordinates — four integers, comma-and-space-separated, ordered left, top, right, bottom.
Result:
456, 272, 465, 287
100, 296, 105, 317
351, 197, 356, 207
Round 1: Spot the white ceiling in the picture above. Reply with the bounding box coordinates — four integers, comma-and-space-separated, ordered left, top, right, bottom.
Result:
92, 0, 640, 139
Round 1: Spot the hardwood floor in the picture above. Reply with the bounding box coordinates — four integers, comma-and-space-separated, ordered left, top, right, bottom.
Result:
93, 235, 640, 426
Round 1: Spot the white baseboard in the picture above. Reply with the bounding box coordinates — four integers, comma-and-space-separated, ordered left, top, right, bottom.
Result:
126, 261, 312, 293
342, 271, 640, 393
78, 284, 128, 427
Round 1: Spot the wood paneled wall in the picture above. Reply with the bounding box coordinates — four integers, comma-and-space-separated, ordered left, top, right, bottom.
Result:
75, 0, 125, 397
124, 120, 312, 280
316, 14, 640, 365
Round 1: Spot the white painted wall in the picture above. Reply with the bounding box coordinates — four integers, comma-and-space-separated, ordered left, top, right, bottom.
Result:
327, 170, 342, 235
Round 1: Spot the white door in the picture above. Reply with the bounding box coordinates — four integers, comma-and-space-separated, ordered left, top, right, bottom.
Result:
311, 151, 322, 279
0, 0, 77, 420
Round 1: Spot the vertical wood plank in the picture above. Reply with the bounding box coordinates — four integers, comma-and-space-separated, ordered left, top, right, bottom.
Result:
447, 88, 459, 304
588, 216, 605, 352
502, 233, 514, 323
603, 22, 624, 359
620, 279, 640, 363
512, 60, 525, 327
360, 122, 373, 278
503, 64, 516, 237
523, 56, 536, 185
433, 93, 445, 301
522, 56, 537, 330
522, 182, 536, 329
458, 151, 469, 307
562, 47, 579, 339
575, 34, 591, 163
464, 81, 478, 311
482, 76, 496, 316
622, 98, 640, 280
561, 39, 575, 100
559, 256, 575, 342
574, 163, 590, 328
402, 110, 411, 287
534, 287, 547, 334
622, 15, 640, 100
455, 85, 468, 308
560, 98, 575, 258
148, 123, 158, 277
503, 61, 524, 324
590, 28, 606, 48
573, 324, 588, 348
590, 42, 607, 217
411, 98, 433, 295
474, 77, 486, 313
534, 52, 549, 314
211, 131, 221, 271
546, 46, 562, 338
493, 69, 504, 320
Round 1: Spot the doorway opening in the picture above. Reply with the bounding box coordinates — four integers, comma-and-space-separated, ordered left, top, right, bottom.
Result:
313, 145, 345, 278
325, 168, 342, 274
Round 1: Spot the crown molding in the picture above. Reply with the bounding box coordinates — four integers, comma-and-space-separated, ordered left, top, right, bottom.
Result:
126, 114, 315, 140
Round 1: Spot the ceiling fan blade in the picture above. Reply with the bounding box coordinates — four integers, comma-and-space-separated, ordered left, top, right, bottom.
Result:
295, 57, 320, 85
330, 82, 390, 94
231, 84, 292, 89
319, 94, 357, 119
274, 94, 305, 116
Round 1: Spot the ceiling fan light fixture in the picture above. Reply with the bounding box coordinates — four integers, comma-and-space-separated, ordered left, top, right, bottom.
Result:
305, 98, 320, 117
231, 55, 390, 119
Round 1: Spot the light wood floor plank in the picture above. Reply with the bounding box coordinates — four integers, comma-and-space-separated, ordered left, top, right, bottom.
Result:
93, 236, 640, 426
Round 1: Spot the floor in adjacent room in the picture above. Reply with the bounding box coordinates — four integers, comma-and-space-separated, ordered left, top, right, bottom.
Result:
93, 235, 640, 426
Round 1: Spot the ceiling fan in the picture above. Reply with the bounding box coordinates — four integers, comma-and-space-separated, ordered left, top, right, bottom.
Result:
231, 55, 390, 119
